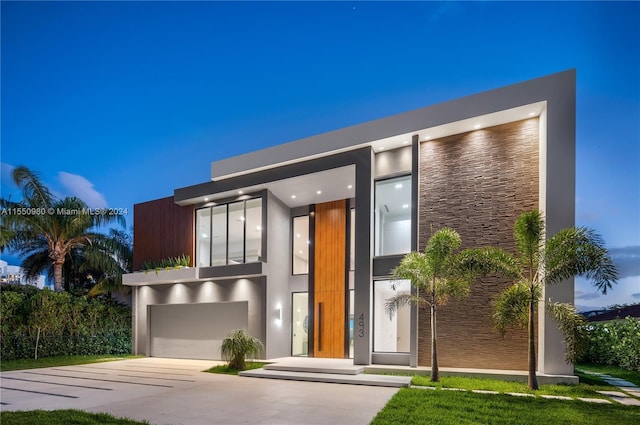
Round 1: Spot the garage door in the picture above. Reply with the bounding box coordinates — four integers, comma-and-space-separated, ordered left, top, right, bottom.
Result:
148, 301, 249, 360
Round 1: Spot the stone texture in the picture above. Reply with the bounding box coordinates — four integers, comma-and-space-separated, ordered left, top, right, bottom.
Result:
418, 119, 539, 370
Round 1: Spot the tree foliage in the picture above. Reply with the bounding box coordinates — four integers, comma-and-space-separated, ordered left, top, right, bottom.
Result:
1, 166, 130, 293
490, 210, 617, 389
387, 227, 511, 382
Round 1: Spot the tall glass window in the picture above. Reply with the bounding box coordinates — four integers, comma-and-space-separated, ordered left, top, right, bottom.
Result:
227, 201, 245, 264
196, 208, 211, 267
374, 175, 411, 256
211, 205, 228, 266
292, 292, 309, 356
197, 197, 262, 267
373, 279, 411, 352
245, 198, 263, 262
292, 215, 309, 275
349, 208, 355, 270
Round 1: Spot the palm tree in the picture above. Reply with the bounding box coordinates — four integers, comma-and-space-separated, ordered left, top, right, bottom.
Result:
492, 210, 617, 390
386, 227, 515, 382
1, 166, 125, 292
220, 329, 264, 370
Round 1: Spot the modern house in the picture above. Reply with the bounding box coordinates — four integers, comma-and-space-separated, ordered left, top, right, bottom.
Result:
123, 69, 576, 376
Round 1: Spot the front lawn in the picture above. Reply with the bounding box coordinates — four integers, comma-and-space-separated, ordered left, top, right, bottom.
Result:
0, 410, 148, 425
371, 389, 640, 425
410, 374, 613, 399
204, 361, 267, 375
0, 355, 143, 372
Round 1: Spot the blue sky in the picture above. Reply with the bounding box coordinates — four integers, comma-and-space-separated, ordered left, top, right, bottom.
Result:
1, 1, 638, 310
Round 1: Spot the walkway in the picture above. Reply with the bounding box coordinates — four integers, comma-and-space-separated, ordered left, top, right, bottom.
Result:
579, 370, 640, 406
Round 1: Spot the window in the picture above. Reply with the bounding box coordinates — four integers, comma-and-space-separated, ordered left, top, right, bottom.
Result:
349, 208, 355, 270
196, 208, 211, 267
196, 197, 262, 267
292, 292, 309, 356
374, 175, 411, 256
292, 216, 309, 275
211, 205, 227, 266
245, 198, 263, 263
373, 279, 411, 352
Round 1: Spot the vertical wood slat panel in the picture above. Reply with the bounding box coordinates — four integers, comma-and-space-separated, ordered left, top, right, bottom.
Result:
313, 200, 347, 358
133, 197, 194, 271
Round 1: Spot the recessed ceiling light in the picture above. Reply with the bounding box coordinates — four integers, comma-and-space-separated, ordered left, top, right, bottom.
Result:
424, 135, 431, 140
204, 197, 209, 201
256, 226, 262, 231
202, 233, 208, 238
402, 204, 409, 209
403, 141, 409, 145
379, 147, 385, 151
291, 195, 296, 199
316, 190, 322, 195
299, 250, 303, 254
395, 183, 403, 189
347, 185, 353, 189
238, 190, 244, 195
296, 233, 301, 238
528, 112, 535, 117
474, 124, 481, 129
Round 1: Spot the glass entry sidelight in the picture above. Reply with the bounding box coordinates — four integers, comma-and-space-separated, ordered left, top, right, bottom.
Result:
292, 292, 309, 356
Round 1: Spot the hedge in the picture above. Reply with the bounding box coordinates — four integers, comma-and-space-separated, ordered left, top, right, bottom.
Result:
579, 317, 640, 372
0, 284, 131, 361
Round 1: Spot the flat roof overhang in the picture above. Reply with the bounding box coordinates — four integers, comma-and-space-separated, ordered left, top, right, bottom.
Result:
208, 70, 575, 182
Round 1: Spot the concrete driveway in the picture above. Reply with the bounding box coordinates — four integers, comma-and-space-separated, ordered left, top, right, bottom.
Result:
0, 357, 399, 425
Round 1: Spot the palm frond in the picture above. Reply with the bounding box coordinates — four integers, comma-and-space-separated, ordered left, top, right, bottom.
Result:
457, 247, 522, 280
493, 281, 534, 334
11, 166, 54, 208
545, 226, 618, 293
546, 301, 588, 363
514, 209, 544, 272
384, 293, 422, 318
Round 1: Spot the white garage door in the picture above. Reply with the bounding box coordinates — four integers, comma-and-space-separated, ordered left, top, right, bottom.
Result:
148, 301, 249, 360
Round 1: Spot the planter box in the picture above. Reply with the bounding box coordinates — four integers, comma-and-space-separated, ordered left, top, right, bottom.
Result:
123, 267, 198, 286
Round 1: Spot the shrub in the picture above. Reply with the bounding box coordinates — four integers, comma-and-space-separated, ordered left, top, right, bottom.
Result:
0, 284, 131, 360
580, 317, 640, 371
220, 329, 263, 370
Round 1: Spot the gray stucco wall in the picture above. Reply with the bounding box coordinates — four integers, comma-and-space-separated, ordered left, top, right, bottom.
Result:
134, 278, 266, 358
265, 191, 292, 358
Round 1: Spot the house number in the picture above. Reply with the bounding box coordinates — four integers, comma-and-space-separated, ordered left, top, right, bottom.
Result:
358, 313, 365, 337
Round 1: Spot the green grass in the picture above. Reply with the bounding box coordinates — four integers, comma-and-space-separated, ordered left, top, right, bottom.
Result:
371, 389, 640, 425
0, 409, 149, 425
0, 355, 143, 372
577, 363, 640, 386
410, 374, 613, 399
204, 361, 267, 375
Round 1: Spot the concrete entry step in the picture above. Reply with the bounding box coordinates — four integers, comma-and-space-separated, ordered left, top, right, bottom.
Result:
239, 368, 411, 388
263, 358, 364, 375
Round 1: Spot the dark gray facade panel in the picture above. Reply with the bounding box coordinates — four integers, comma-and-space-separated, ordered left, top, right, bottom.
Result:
372, 255, 405, 278
198, 262, 264, 279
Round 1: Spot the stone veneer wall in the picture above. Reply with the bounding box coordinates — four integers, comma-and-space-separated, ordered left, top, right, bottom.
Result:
418, 118, 539, 370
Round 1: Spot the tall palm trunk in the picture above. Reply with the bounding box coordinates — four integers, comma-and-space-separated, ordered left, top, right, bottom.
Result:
431, 302, 439, 382
53, 260, 64, 292
528, 290, 539, 390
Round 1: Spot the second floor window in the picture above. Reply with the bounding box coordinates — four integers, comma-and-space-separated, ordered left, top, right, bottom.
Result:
196, 197, 263, 267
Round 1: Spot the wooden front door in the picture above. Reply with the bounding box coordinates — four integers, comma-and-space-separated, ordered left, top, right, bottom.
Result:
313, 200, 348, 358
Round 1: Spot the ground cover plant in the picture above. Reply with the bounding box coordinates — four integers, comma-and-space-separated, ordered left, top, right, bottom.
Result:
371, 389, 640, 425
0, 354, 142, 372
0, 410, 148, 425
204, 361, 267, 375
